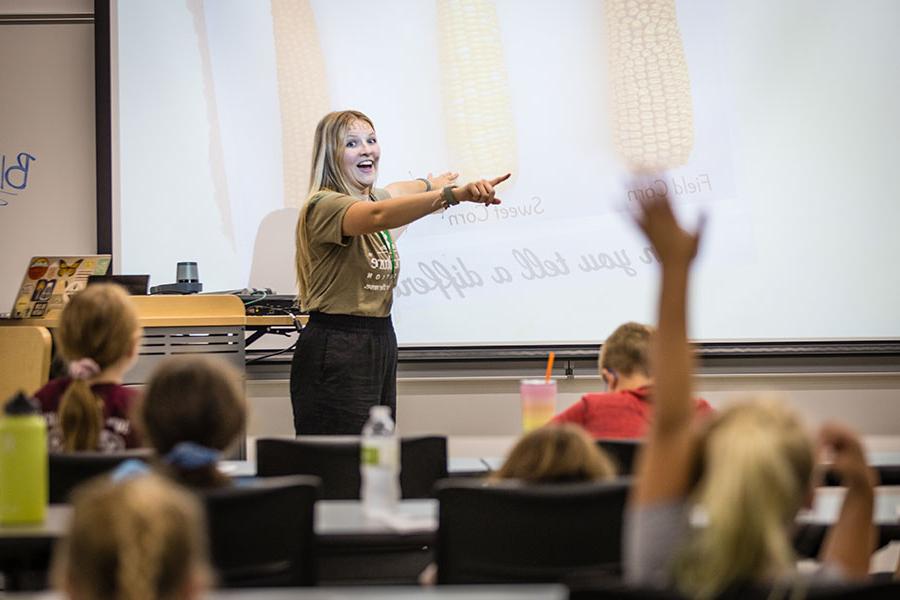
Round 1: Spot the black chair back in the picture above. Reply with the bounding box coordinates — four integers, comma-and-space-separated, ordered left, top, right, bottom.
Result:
825, 464, 899, 487
436, 478, 631, 584
49, 449, 154, 503
596, 439, 642, 475
255, 436, 447, 500
201, 475, 319, 587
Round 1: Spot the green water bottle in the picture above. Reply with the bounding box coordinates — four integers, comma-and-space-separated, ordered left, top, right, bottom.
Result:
0, 392, 47, 524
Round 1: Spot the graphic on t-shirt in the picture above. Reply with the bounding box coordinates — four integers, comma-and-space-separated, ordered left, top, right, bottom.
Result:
363, 232, 399, 293
45, 412, 130, 452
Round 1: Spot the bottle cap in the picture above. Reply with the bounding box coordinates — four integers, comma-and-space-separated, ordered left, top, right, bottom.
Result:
369, 405, 391, 417
4, 391, 40, 416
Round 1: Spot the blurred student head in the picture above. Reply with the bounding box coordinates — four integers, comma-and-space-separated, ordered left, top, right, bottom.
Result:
494, 423, 617, 483
140, 356, 246, 488
673, 396, 816, 597
54, 473, 211, 600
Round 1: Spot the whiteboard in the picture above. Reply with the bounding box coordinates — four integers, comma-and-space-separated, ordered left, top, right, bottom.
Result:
0, 13, 97, 314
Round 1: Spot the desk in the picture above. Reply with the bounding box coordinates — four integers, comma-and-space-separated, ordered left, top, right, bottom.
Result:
219, 458, 502, 479
222, 450, 900, 484
4, 488, 898, 587
316, 500, 437, 584
0, 501, 439, 588
0, 295, 248, 385
0, 584, 567, 600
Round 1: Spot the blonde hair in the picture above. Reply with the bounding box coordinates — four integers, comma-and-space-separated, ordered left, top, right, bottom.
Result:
55, 284, 140, 451
140, 356, 246, 488
493, 424, 617, 483
672, 397, 814, 599
54, 473, 211, 600
295, 109, 376, 306
598, 321, 654, 377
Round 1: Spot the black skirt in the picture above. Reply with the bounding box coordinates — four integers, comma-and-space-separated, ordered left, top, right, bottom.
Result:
289, 311, 397, 435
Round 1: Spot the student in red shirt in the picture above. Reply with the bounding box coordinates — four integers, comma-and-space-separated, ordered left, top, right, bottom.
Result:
551, 322, 712, 438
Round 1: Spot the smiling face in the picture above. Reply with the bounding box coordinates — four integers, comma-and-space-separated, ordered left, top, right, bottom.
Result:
340, 119, 380, 196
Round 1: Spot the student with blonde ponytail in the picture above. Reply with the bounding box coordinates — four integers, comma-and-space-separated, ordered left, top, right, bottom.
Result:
53, 473, 211, 600
35, 284, 143, 451
625, 183, 876, 597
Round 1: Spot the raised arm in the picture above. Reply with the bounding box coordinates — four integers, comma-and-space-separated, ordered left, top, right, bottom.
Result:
631, 185, 704, 506
342, 173, 511, 236
817, 423, 876, 579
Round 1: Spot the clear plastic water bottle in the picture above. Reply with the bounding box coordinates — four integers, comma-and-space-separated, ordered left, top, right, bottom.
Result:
360, 405, 399, 517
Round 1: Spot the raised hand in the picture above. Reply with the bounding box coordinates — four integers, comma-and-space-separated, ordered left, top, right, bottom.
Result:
454, 173, 511, 206
818, 422, 877, 489
631, 177, 704, 266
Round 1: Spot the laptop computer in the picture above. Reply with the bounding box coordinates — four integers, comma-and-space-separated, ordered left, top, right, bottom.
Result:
10, 255, 111, 319
87, 274, 150, 296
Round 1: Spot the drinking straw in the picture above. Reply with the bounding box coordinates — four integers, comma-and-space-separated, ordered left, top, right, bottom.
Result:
544, 352, 555, 383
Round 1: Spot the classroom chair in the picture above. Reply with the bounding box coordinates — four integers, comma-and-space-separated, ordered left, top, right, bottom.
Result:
255, 435, 448, 500
0, 326, 52, 402
596, 438, 642, 475
49, 449, 154, 504
435, 478, 631, 584
202, 475, 320, 587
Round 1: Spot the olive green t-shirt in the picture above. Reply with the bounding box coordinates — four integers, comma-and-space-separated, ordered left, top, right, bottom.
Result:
301, 188, 399, 317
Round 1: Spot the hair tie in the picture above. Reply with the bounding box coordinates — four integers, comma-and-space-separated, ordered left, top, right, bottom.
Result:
163, 442, 221, 470
110, 459, 152, 482
68, 357, 101, 380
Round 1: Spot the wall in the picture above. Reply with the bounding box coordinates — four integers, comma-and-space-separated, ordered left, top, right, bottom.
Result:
0, 1, 97, 312
3, 2, 898, 449
247, 363, 900, 456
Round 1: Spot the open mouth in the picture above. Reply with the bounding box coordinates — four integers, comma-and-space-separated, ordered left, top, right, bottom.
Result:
356, 159, 375, 174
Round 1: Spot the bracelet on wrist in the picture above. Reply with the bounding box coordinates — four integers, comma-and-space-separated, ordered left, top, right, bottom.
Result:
441, 185, 459, 209
417, 177, 433, 192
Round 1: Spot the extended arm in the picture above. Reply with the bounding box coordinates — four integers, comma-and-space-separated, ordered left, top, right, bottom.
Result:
342, 173, 510, 236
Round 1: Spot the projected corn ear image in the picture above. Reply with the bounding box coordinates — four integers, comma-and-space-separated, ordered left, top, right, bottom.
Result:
271, 0, 330, 206
605, 0, 694, 171
437, 0, 517, 184
187, 0, 235, 246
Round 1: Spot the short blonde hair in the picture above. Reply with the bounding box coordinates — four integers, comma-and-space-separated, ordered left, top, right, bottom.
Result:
493, 424, 617, 483
598, 321, 654, 377
54, 474, 211, 600
673, 397, 815, 599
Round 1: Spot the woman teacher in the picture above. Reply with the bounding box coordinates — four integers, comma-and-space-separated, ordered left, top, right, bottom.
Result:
292, 110, 510, 434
